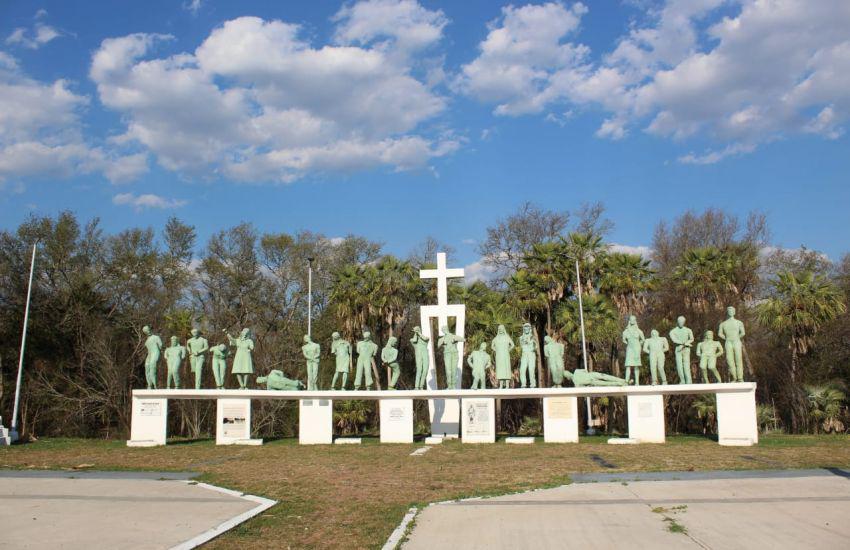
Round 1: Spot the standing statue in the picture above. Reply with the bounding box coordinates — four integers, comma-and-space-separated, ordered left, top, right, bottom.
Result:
410, 326, 430, 390
186, 328, 209, 390
622, 315, 645, 385
437, 325, 464, 389
669, 316, 694, 384
355, 330, 378, 390
697, 330, 724, 383
226, 328, 254, 389
718, 306, 746, 382
330, 332, 351, 390
467, 342, 492, 389
566, 369, 627, 387
642, 329, 669, 385
518, 323, 538, 388
210, 343, 228, 389
302, 335, 321, 390
491, 324, 515, 389
382, 337, 401, 389
543, 335, 566, 386
258, 370, 305, 390
164, 336, 186, 389
142, 325, 163, 389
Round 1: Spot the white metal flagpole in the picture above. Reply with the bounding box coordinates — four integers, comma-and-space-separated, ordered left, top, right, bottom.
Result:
307, 258, 314, 338
10, 242, 37, 442
575, 259, 595, 435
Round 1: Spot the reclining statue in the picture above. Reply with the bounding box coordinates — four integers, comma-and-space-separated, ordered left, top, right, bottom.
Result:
257, 370, 305, 390
566, 368, 628, 387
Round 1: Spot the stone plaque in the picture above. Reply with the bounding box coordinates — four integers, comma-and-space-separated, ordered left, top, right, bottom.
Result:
139, 401, 162, 417
638, 402, 653, 418
388, 407, 406, 422
547, 398, 574, 420
222, 402, 248, 439
465, 400, 491, 436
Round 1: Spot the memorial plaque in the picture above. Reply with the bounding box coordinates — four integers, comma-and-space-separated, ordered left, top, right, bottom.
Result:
465, 400, 491, 436
547, 398, 574, 420
638, 402, 653, 418
222, 402, 249, 439
139, 401, 162, 417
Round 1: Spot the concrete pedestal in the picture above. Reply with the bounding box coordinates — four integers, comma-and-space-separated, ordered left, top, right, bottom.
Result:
627, 394, 665, 443
380, 398, 414, 443
717, 389, 758, 446
0, 416, 11, 446
543, 397, 579, 443
461, 397, 495, 443
299, 398, 333, 445
127, 397, 167, 447
216, 398, 261, 445
429, 397, 460, 438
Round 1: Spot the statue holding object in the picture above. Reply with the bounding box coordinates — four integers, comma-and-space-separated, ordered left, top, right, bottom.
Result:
382, 336, 401, 389
543, 336, 566, 386
164, 335, 186, 389
355, 330, 377, 390
622, 315, 645, 385
642, 329, 669, 385
410, 326, 429, 390
142, 325, 163, 389
186, 328, 209, 389
467, 342, 492, 389
491, 324, 515, 389
697, 330, 724, 383
518, 323, 537, 388
669, 316, 694, 384
330, 332, 351, 390
302, 334, 320, 390
437, 325, 464, 389
718, 306, 746, 382
226, 328, 254, 389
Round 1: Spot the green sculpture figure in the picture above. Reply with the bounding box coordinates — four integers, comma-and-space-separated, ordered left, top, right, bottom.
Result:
226, 328, 254, 389
718, 306, 746, 382
142, 325, 163, 389
355, 330, 378, 390
518, 323, 538, 388
467, 342, 492, 389
566, 369, 627, 387
642, 329, 669, 385
437, 325, 464, 389
410, 326, 430, 390
164, 335, 186, 389
622, 315, 645, 385
543, 335, 566, 386
330, 332, 351, 390
186, 328, 209, 390
669, 316, 694, 384
302, 334, 321, 391
382, 337, 401, 389
491, 324, 515, 389
697, 330, 724, 383
257, 370, 305, 390
210, 343, 228, 389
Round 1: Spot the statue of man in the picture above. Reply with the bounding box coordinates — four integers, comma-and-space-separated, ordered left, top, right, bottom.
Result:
410, 326, 430, 390
518, 323, 538, 388
718, 306, 746, 382
437, 325, 464, 389
186, 328, 209, 390
697, 330, 724, 383
225, 328, 254, 389
566, 369, 627, 387
142, 325, 163, 389
330, 332, 351, 390
355, 330, 377, 390
258, 370, 305, 390
382, 337, 400, 389
491, 324, 515, 389
210, 343, 228, 389
467, 342, 492, 389
164, 335, 186, 389
543, 336, 566, 386
642, 329, 669, 385
669, 316, 694, 384
302, 334, 321, 390
622, 315, 645, 385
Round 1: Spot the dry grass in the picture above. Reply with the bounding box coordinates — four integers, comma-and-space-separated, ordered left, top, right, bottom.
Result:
2, 434, 850, 549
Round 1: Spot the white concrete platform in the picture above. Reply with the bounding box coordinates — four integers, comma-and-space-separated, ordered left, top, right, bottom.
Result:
608, 437, 639, 445
505, 437, 534, 444
335, 438, 362, 444
424, 436, 444, 444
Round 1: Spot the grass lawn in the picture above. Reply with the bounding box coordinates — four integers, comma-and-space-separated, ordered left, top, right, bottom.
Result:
2, 434, 850, 548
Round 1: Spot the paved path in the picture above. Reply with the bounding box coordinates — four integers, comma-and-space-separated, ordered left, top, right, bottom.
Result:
0, 470, 272, 549
403, 469, 850, 549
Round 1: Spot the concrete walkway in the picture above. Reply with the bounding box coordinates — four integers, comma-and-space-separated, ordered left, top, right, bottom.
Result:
403, 469, 850, 549
0, 470, 274, 549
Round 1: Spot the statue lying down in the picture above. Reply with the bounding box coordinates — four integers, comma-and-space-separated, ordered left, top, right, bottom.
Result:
257, 370, 305, 390
566, 369, 627, 387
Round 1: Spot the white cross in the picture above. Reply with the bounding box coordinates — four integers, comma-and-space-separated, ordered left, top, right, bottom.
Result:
419, 252, 464, 306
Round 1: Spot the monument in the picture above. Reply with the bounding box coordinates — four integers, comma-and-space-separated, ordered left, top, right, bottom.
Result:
142, 325, 162, 390
302, 334, 321, 390
697, 330, 724, 383
492, 324, 514, 388
410, 326, 429, 389
544, 335, 566, 386
518, 323, 537, 388
622, 315, 645, 385
718, 306, 746, 382
437, 325, 464, 389
210, 343, 228, 389
330, 332, 351, 390
467, 343, 491, 389
186, 328, 209, 389
226, 328, 254, 389
669, 316, 694, 384
642, 329, 669, 385
164, 336, 185, 389
355, 330, 377, 390
382, 336, 400, 389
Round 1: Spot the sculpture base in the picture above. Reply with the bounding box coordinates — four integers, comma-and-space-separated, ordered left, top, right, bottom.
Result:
299, 399, 333, 445
505, 437, 534, 444
380, 398, 414, 443
335, 438, 361, 444
429, 397, 460, 438
627, 394, 665, 443
461, 397, 495, 443
424, 436, 444, 444
543, 397, 579, 443
717, 390, 758, 446
126, 440, 159, 447
607, 437, 639, 445
216, 398, 253, 445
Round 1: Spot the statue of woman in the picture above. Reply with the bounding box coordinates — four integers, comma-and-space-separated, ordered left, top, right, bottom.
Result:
226, 328, 254, 389
330, 332, 351, 390
544, 336, 566, 386
382, 337, 400, 389
491, 324, 515, 389
622, 315, 645, 385
210, 343, 228, 389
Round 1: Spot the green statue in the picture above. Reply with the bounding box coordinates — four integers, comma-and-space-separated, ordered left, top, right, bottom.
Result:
669, 316, 694, 384
543, 335, 566, 386
622, 315, 645, 385
382, 336, 401, 389
355, 330, 377, 390
566, 369, 627, 387
142, 325, 163, 389
258, 370, 305, 390
330, 332, 351, 390
302, 334, 321, 390
642, 329, 669, 385
410, 326, 430, 390
226, 328, 254, 389
210, 343, 228, 389
164, 335, 186, 389
467, 342, 492, 389
186, 328, 209, 390
518, 323, 537, 388
437, 325, 464, 389
491, 324, 515, 389
718, 306, 746, 382
697, 330, 724, 383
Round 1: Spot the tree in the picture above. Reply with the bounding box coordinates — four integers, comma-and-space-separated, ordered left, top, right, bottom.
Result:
555, 294, 619, 371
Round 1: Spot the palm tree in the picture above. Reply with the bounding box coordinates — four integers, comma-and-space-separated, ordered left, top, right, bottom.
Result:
555, 294, 619, 371
805, 384, 846, 434
507, 269, 549, 384
524, 241, 572, 332
673, 246, 735, 313
560, 231, 608, 296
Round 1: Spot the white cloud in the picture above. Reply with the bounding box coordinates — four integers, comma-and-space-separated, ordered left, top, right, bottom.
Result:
608, 243, 652, 258
5, 9, 62, 50
464, 258, 498, 283
332, 0, 448, 55
113, 192, 187, 210
184, 0, 203, 15
677, 142, 756, 165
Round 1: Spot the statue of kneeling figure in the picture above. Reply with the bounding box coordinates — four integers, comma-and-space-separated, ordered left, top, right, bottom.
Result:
257, 370, 305, 390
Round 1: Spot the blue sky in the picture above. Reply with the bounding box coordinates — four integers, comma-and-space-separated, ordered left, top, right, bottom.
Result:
1, 0, 848, 272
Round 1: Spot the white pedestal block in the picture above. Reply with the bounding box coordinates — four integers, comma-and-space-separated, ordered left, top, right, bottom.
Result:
429, 397, 460, 438
299, 399, 333, 445
717, 389, 758, 446
424, 436, 443, 444
607, 438, 638, 445
380, 398, 414, 443
627, 394, 665, 443
127, 397, 167, 446
335, 438, 362, 444
461, 397, 495, 443
505, 437, 534, 444
0, 416, 10, 446
543, 397, 579, 443
216, 398, 255, 445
